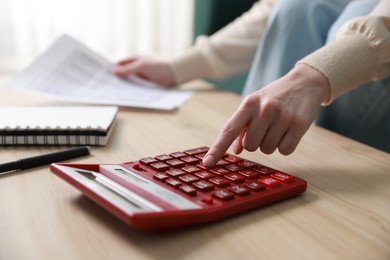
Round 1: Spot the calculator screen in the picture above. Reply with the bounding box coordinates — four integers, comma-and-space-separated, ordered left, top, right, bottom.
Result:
58, 166, 154, 214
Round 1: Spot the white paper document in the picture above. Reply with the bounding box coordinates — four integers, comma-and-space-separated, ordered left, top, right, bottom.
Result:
7, 35, 192, 110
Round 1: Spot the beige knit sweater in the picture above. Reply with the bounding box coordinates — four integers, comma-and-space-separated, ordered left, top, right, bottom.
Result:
170, 0, 390, 103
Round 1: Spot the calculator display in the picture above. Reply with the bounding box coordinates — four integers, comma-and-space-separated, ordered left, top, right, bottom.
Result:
59, 166, 151, 213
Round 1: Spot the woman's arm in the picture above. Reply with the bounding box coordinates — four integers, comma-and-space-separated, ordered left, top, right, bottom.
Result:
170, 0, 277, 84
298, 0, 390, 103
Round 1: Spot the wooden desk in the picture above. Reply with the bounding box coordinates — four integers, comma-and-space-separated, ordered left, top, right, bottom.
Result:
0, 76, 389, 260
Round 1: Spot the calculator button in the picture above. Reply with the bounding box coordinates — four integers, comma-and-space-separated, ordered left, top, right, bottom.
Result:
182, 166, 201, 174
253, 166, 275, 176
132, 163, 144, 171
181, 156, 200, 164
209, 177, 230, 187
238, 169, 260, 179
201, 198, 214, 205
179, 174, 200, 184
244, 181, 266, 191
193, 180, 214, 191
225, 173, 245, 183
150, 162, 170, 171
229, 185, 250, 196
224, 164, 245, 172
238, 160, 257, 168
195, 171, 215, 179
225, 155, 243, 163
194, 152, 207, 160
216, 159, 230, 167
166, 179, 182, 188
212, 190, 235, 201
166, 159, 185, 168
183, 147, 209, 155
170, 151, 186, 158
271, 172, 294, 183
197, 162, 215, 170
179, 185, 197, 196
166, 169, 185, 177
140, 157, 158, 165
153, 173, 168, 182
210, 167, 230, 176
258, 177, 281, 187
155, 154, 173, 161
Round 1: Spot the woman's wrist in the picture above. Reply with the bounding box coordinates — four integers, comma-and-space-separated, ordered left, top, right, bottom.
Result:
289, 63, 331, 104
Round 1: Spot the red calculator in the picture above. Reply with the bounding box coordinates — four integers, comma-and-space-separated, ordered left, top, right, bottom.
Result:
50, 147, 307, 231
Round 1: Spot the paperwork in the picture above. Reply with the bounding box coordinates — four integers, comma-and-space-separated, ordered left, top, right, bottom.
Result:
7, 35, 192, 110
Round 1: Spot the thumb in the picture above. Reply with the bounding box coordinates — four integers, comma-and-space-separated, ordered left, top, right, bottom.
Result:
112, 63, 143, 78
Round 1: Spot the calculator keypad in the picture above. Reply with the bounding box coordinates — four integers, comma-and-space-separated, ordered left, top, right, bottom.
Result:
137, 146, 298, 205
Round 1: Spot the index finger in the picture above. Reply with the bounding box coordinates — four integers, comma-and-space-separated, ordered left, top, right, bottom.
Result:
203, 109, 251, 166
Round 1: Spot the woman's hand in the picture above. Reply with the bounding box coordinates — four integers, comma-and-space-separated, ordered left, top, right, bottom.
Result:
203, 63, 331, 166
112, 56, 176, 87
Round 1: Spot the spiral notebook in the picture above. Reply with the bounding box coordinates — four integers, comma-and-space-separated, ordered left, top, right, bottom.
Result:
0, 106, 118, 146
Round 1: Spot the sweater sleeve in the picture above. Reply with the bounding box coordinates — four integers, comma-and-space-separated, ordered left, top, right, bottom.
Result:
298, 0, 390, 104
169, 0, 277, 84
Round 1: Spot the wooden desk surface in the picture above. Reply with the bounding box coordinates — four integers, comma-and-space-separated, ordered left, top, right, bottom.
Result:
0, 76, 389, 260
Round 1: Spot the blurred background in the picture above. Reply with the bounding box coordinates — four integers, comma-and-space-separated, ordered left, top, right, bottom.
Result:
0, 0, 256, 92
0, 0, 194, 74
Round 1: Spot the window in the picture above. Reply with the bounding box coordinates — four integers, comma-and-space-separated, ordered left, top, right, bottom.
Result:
0, 0, 194, 73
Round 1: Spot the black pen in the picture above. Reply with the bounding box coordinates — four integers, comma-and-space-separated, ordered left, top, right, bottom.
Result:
0, 147, 90, 175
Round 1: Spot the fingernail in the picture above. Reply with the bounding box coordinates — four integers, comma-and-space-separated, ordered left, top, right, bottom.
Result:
203, 154, 215, 166
233, 140, 238, 154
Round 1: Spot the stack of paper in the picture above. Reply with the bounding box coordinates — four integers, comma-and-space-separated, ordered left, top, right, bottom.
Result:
7, 35, 192, 110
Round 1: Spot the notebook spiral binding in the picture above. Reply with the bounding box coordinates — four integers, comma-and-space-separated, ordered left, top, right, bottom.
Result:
0, 125, 106, 146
